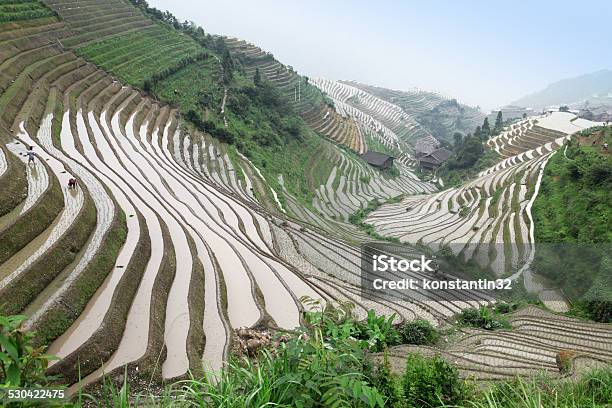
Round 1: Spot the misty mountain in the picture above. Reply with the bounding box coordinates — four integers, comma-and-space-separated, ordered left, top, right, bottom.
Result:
512, 69, 612, 107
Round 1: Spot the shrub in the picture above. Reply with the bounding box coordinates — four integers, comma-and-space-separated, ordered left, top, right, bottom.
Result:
458, 306, 510, 330
302, 297, 401, 352
398, 320, 439, 345
402, 353, 465, 407
175, 319, 385, 407
0, 315, 57, 387
371, 353, 403, 408
354, 310, 402, 352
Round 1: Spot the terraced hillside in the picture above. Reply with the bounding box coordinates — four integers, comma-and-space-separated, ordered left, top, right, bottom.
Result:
365, 112, 601, 292
379, 305, 612, 381
344, 80, 485, 144
0, 0, 442, 391
312, 78, 422, 154
224, 37, 366, 154
0, 0, 609, 394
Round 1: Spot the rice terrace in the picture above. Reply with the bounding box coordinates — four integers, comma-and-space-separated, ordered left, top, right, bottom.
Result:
0, 0, 611, 407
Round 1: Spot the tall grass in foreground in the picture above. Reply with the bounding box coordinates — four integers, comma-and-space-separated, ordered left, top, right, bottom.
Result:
79, 367, 612, 408
443, 369, 612, 408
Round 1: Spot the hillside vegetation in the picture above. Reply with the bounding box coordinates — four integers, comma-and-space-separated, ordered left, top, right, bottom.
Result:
0, 0, 611, 404
0, 0, 55, 23
533, 126, 612, 321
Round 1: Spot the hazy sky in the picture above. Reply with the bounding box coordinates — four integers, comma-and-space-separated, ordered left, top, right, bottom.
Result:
149, 0, 612, 110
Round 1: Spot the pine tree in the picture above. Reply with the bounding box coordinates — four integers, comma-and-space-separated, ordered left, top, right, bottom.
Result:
254, 67, 261, 86
495, 111, 503, 129
482, 117, 491, 135
453, 132, 463, 150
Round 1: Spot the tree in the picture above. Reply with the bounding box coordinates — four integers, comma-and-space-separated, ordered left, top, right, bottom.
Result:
494, 111, 503, 129
522, 113, 528, 119
221, 49, 234, 83
559, 105, 570, 112
481, 117, 491, 136
453, 132, 463, 150
254, 67, 261, 86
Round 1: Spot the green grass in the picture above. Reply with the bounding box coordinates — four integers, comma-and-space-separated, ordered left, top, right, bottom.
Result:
76, 25, 202, 87
533, 127, 612, 244
532, 127, 611, 321
152, 57, 224, 117
0, 0, 55, 23
449, 369, 612, 408
349, 196, 403, 243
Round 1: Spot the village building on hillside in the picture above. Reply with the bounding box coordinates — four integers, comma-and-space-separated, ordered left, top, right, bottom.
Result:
362, 151, 394, 169
414, 135, 441, 157
418, 148, 452, 171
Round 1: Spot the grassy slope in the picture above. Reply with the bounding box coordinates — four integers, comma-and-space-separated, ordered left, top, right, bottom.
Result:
75, 25, 202, 88
150, 51, 333, 208
0, 0, 55, 23
532, 126, 612, 313
534, 127, 611, 243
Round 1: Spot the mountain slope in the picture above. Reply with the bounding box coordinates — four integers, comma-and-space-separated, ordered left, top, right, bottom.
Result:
512, 69, 612, 107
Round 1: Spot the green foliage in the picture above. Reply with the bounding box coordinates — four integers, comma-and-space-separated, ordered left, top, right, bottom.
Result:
402, 353, 466, 407
460, 369, 612, 408
458, 306, 510, 330
168, 297, 388, 407
438, 148, 499, 187
398, 320, 439, 345
302, 297, 401, 352
76, 26, 203, 88
253, 67, 261, 86
534, 135, 612, 243
356, 310, 402, 352
348, 198, 402, 243
371, 353, 403, 408
494, 110, 503, 131
533, 129, 612, 321
0, 315, 57, 387
0, 0, 55, 23
448, 135, 485, 169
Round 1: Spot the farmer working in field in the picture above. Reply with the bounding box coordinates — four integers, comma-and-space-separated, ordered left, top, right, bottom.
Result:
27, 146, 35, 164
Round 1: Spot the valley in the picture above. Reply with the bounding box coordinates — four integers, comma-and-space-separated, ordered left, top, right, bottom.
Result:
0, 1, 610, 406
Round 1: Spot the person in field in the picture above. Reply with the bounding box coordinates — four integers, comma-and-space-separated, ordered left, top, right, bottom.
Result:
68, 177, 78, 190
27, 146, 35, 164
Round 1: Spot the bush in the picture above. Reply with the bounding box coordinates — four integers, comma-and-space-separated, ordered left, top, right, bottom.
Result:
458, 306, 509, 330
175, 298, 387, 407
371, 353, 403, 408
354, 310, 402, 352
402, 353, 466, 407
398, 320, 439, 345
302, 297, 401, 352
0, 315, 57, 387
